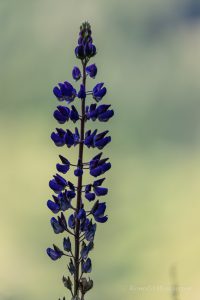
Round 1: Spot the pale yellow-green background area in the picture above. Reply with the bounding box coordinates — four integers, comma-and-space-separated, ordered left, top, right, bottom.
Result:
1, 0, 200, 299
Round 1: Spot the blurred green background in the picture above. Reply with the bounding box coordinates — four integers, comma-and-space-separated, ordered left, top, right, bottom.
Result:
1, 0, 200, 299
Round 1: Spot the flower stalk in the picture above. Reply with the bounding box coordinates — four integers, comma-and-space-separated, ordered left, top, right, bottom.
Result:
74, 61, 86, 297
46, 22, 114, 300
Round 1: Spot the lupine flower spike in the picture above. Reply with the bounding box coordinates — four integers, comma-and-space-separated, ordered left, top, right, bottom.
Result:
46, 21, 114, 300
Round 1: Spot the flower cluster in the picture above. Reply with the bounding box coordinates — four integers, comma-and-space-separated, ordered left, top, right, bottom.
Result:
46, 22, 114, 300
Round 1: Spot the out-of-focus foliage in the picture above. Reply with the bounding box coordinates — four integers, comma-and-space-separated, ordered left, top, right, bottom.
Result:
1, 0, 200, 299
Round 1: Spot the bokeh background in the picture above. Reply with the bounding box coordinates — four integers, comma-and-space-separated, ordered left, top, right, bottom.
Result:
1, 0, 200, 299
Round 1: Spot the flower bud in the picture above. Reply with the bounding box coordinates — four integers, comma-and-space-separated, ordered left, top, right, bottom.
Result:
62, 275, 72, 291
75, 45, 85, 59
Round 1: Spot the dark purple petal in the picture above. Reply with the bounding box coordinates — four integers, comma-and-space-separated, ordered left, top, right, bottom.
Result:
77, 208, 86, 220
66, 190, 76, 199
68, 181, 75, 191
90, 166, 102, 177
54, 173, 67, 187
101, 162, 111, 173
68, 258, 76, 275
74, 168, 83, 177
92, 202, 106, 216
81, 243, 89, 260
53, 86, 62, 98
82, 258, 92, 273
84, 129, 97, 147
56, 163, 70, 174
91, 202, 108, 223
59, 155, 70, 165
51, 217, 64, 234
68, 214, 75, 229
65, 129, 74, 147
84, 43, 96, 57
70, 105, 79, 123
75, 45, 85, 59
63, 237, 71, 252
94, 136, 111, 149
98, 110, 114, 122
89, 159, 99, 169
93, 86, 107, 102
86, 64, 97, 78
51, 132, 65, 147
94, 186, 108, 196
58, 212, 68, 230
96, 104, 111, 114
90, 44, 96, 57
49, 179, 63, 194
94, 215, 108, 223
63, 81, 74, 94
58, 106, 70, 117
47, 200, 60, 213
85, 184, 92, 193
53, 110, 68, 124
93, 83, 104, 93
72, 66, 81, 81
53, 106, 70, 124
85, 192, 96, 201
59, 192, 71, 211
78, 84, 86, 99
93, 178, 105, 187
94, 130, 109, 141
88, 103, 98, 120
85, 222, 96, 241
47, 247, 63, 260
92, 152, 103, 160
73, 127, 80, 145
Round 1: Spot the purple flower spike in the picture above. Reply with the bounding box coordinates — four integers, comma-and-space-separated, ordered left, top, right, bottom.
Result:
45, 21, 114, 300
